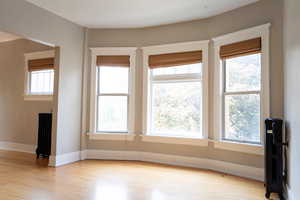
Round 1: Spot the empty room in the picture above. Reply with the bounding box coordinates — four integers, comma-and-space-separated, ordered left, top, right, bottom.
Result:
0, 0, 299, 199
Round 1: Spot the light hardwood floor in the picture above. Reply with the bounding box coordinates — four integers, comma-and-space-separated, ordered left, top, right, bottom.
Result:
0, 150, 278, 200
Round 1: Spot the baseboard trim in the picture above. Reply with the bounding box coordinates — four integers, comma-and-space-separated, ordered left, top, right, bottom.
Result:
0, 141, 36, 154
49, 151, 81, 167
286, 186, 294, 200
0, 144, 264, 181
84, 149, 264, 181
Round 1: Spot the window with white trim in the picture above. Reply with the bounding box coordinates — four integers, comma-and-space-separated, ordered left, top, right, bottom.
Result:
150, 63, 202, 138
222, 53, 261, 143
143, 42, 209, 139
89, 48, 136, 136
96, 64, 129, 133
29, 69, 54, 95
213, 24, 270, 146
24, 50, 55, 99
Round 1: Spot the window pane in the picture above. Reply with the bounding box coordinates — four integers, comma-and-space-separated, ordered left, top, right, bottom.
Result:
30, 69, 54, 94
97, 96, 128, 132
152, 63, 202, 76
151, 82, 202, 138
99, 66, 129, 94
225, 54, 261, 92
224, 94, 260, 143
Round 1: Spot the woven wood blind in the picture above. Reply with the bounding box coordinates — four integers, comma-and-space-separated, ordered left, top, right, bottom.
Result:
28, 58, 54, 72
96, 55, 130, 67
148, 50, 202, 69
220, 38, 261, 59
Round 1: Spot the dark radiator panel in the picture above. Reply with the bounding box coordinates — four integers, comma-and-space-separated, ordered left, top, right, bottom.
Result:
265, 118, 285, 199
36, 113, 52, 158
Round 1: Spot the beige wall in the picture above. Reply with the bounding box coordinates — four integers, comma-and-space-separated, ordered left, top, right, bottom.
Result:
0, 0, 84, 155
85, 0, 283, 168
283, 0, 300, 199
0, 39, 53, 145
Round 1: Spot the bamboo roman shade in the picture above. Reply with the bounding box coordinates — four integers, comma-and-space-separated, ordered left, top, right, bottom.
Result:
28, 57, 55, 72
148, 50, 202, 69
220, 37, 261, 59
96, 55, 130, 67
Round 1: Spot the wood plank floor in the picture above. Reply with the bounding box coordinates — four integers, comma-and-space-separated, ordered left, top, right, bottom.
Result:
0, 150, 279, 200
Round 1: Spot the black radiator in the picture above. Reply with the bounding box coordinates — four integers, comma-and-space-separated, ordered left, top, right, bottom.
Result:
36, 113, 52, 158
265, 118, 286, 199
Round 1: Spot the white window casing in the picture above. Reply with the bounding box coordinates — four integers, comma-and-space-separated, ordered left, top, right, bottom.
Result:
89, 47, 137, 140
212, 23, 270, 151
142, 40, 209, 144
24, 50, 55, 101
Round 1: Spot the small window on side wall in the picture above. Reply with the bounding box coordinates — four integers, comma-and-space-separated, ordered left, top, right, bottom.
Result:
24, 50, 55, 101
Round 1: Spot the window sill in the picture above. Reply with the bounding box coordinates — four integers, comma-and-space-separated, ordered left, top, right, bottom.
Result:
141, 135, 208, 146
24, 95, 53, 101
213, 140, 264, 155
88, 133, 135, 141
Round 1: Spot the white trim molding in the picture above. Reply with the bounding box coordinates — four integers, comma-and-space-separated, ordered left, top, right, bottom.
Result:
49, 151, 81, 167
89, 47, 137, 138
0, 141, 36, 154
286, 186, 295, 200
213, 140, 264, 155
24, 94, 53, 101
87, 133, 135, 141
24, 50, 55, 99
141, 135, 208, 146
142, 40, 210, 140
212, 23, 271, 145
84, 150, 264, 181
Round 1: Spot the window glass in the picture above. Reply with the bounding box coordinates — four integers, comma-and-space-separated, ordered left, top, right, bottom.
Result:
225, 54, 261, 92
97, 96, 128, 132
30, 69, 54, 94
99, 66, 129, 94
151, 81, 202, 138
152, 63, 202, 76
224, 94, 260, 143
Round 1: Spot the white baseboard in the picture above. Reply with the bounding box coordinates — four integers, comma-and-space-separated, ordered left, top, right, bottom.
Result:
0, 143, 264, 181
286, 186, 295, 200
0, 141, 36, 154
84, 149, 264, 181
49, 151, 81, 167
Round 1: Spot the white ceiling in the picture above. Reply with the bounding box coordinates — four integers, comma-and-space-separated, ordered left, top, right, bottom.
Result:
25, 0, 259, 28
0, 32, 21, 43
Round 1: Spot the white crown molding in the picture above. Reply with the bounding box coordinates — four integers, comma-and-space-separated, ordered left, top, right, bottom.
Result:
84, 149, 264, 181
0, 142, 36, 154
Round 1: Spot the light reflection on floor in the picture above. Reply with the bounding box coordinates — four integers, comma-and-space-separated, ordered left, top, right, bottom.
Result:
151, 189, 166, 200
94, 184, 128, 200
